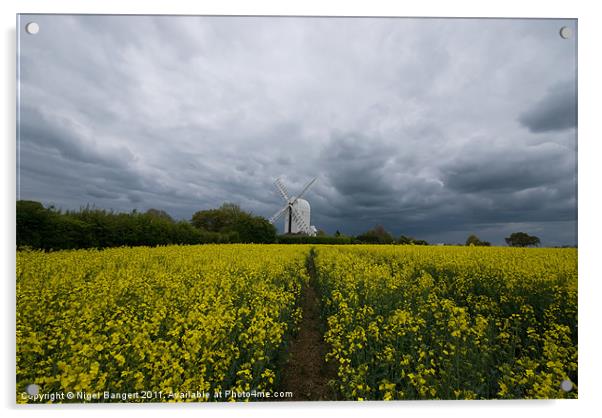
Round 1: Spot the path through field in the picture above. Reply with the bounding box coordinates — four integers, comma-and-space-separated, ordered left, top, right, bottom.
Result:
278, 253, 335, 400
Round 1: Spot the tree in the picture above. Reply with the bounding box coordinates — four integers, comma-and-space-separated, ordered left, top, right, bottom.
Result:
191, 203, 245, 232
234, 215, 277, 243
334, 230, 341, 237
398, 234, 429, 246
466, 234, 491, 247
17, 200, 50, 248
505, 232, 541, 247
145, 208, 174, 223
398, 235, 414, 245
191, 203, 276, 243
412, 239, 429, 246
357, 225, 394, 244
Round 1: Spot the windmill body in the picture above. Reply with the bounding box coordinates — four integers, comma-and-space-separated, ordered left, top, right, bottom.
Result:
284, 198, 311, 234
269, 177, 318, 236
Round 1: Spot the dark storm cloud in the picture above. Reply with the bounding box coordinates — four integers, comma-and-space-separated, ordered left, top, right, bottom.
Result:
20, 106, 135, 169
86, 188, 121, 200
519, 81, 577, 133
323, 133, 396, 200
442, 141, 571, 193
17, 15, 577, 245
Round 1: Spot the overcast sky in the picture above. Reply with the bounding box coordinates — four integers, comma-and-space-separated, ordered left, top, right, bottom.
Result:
17, 15, 577, 245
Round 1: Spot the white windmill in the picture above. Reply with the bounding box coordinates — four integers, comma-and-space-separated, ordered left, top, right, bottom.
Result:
269, 177, 318, 236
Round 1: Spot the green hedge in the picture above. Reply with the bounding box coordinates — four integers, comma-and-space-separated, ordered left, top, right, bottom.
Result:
276, 235, 356, 244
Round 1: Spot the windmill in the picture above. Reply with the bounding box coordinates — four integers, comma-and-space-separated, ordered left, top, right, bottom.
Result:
269, 177, 318, 236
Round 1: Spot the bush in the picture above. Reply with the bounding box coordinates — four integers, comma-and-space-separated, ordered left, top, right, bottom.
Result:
465, 234, 491, 247
191, 203, 276, 244
356, 225, 395, 244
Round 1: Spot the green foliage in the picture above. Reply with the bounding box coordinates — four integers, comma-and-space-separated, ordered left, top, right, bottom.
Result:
398, 235, 429, 246
16, 200, 277, 249
145, 208, 174, 223
357, 225, 395, 244
505, 232, 541, 247
234, 214, 277, 244
191, 203, 276, 244
16, 200, 52, 249
16, 201, 205, 250
191, 203, 244, 232
466, 234, 491, 247
398, 235, 413, 245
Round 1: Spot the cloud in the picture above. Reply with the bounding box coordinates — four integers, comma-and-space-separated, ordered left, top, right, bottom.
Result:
19, 106, 136, 169
441, 141, 571, 193
519, 81, 577, 133
322, 133, 396, 200
85, 187, 121, 200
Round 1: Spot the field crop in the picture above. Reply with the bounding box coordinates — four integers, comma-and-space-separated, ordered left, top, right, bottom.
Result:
16, 244, 309, 402
16, 244, 578, 402
312, 245, 578, 399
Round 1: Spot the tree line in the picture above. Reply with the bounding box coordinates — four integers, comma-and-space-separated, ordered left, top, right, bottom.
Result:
16, 200, 542, 250
275, 226, 541, 247
16, 201, 279, 250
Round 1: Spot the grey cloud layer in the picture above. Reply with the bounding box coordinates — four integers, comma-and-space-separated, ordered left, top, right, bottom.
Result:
18, 16, 577, 245
519, 81, 577, 133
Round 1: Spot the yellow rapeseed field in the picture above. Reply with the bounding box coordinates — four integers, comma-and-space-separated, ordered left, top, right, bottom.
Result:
16, 244, 577, 402
17, 244, 310, 402
312, 245, 578, 399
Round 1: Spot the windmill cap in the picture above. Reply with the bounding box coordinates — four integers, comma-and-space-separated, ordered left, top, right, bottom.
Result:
293, 198, 310, 209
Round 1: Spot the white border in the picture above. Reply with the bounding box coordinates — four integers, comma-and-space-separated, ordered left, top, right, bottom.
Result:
2, 1, 600, 418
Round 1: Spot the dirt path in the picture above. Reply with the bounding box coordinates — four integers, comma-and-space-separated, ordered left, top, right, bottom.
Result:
278, 255, 336, 400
